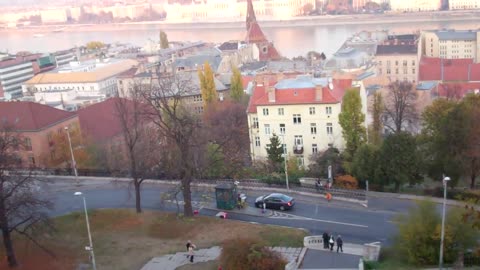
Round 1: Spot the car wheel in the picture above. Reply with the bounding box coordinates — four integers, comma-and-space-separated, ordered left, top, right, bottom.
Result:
280, 205, 285, 211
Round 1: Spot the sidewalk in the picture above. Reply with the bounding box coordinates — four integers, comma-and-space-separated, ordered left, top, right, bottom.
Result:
203, 202, 274, 217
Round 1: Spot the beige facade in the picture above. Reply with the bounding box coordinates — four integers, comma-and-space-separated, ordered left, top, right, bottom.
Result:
421, 30, 479, 62
390, 0, 441, 11
449, 0, 480, 9
375, 54, 418, 83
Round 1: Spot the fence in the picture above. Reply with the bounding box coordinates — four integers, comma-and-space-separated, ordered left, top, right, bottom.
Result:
24, 168, 367, 202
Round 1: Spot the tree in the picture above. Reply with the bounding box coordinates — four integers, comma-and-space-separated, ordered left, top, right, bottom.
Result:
309, 147, 344, 178
369, 92, 383, 145
142, 74, 205, 217
383, 81, 418, 134
339, 88, 366, 166
0, 124, 52, 268
43, 123, 96, 169
302, 3, 314, 14
114, 92, 160, 213
198, 61, 217, 107
85, 41, 105, 51
266, 133, 284, 172
377, 132, 421, 191
229, 66, 244, 103
351, 143, 379, 186
159, 31, 169, 49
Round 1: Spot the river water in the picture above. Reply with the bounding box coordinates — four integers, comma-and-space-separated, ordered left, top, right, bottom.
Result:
1, 19, 480, 58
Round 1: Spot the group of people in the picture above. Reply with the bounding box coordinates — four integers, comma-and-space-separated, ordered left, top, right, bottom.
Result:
322, 232, 343, 253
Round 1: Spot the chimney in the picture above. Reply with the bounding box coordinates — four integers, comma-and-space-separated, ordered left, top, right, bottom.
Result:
267, 86, 276, 103
315, 85, 323, 101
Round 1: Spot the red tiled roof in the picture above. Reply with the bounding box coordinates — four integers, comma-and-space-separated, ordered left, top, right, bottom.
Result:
78, 97, 151, 142
242, 75, 254, 89
0, 102, 76, 131
246, 22, 268, 44
247, 79, 353, 113
437, 82, 480, 98
419, 57, 480, 82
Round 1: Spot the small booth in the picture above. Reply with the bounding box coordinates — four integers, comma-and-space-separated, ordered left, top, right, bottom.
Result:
215, 183, 237, 210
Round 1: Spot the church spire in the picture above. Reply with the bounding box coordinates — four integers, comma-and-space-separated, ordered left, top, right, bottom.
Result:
246, 0, 257, 31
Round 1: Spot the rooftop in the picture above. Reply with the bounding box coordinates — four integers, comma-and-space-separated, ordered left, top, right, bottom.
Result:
376, 45, 417, 55
419, 57, 480, 82
0, 101, 76, 131
432, 30, 478, 41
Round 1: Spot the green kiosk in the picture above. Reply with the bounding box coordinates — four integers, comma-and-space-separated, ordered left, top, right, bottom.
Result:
215, 183, 237, 210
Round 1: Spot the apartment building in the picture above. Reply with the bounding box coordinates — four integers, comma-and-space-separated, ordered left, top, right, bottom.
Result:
421, 29, 480, 62
53, 50, 76, 67
0, 58, 35, 100
23, 59, 138, 100
0, 101, 79, 168
375, 44, 418, 83
390, 0, 442, 11
449, 0, 480, 9
247, 74, 366, 167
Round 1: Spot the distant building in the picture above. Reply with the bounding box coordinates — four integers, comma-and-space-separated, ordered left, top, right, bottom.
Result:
449, 0, 480, 9
0, 101, 79, 168
420, 29, 480, 62
53, 50, 76, 67
216, 41, 260, 73
247, 74, 366, 167
23, 59, 138, 99
390, 0, 442, 11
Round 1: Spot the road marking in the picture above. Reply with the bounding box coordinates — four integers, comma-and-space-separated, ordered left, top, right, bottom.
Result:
270, 211, 368, 228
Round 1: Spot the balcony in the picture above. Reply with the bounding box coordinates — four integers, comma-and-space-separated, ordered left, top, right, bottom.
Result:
293, 144, 303, 154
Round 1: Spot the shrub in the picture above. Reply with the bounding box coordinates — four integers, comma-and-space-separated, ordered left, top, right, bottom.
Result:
220, 238, 286, 270
335, 175, 358, 189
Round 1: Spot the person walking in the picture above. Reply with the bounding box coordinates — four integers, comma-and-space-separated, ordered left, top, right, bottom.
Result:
322, 232, 329, 249
329, 235, 335, 251
188, 242, 196, 263
336, 235, 343, 253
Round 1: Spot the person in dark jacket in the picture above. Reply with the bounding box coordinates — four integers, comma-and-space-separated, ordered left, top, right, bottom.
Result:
336, 235, 343, 253
322, 232, 329, 249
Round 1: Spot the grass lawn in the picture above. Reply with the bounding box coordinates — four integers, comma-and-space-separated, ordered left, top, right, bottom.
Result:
1, 209, 307, 270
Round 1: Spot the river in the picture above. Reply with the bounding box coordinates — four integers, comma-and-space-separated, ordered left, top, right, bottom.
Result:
1, 18, 480, 58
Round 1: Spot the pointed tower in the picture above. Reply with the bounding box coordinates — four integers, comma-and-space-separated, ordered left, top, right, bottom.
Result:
245, 0, 281, 61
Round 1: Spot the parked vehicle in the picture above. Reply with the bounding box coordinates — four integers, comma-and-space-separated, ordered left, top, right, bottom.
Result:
254, 193, 295, 211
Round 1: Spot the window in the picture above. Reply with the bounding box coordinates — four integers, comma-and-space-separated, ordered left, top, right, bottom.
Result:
294, 135, 303, 146
297, 156, 304, 166
403, 60, 408, 66
310, 123, 317, 135
264, 124, 271, 135
293, 114, 301, 124
386, 60, 391, 66
24, 137, 32, 151
255, 136, 260, 147
326, 123, 333, 135
395, 61, 399, 66
412, 68, 416, 74
278, 108, 284, 115
309, 107, 315, 115
263, 108, 269, 116
312, 144, 318, 154
386, 69, 391, 74
282, 144, 287, 154
326, 106, 332, 114
378, 68, 382, 75
395, 68, 399, 74
279, 123, 285, 134
252, 117, 259, 129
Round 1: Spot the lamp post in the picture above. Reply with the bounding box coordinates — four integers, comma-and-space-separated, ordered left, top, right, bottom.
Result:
74, 192, 97, 270
439, 176, 450, 270
280, 134, 289, 190
64, 126, 78, 182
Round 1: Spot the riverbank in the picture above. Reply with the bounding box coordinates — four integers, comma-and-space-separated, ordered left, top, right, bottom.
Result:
2, 10, 480, 33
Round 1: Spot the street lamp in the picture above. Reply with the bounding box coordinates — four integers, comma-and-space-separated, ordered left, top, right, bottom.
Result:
74, 192, 97, 270
439, 175, 451, 270
64, 126, 78, 182
280, 134, 290, 190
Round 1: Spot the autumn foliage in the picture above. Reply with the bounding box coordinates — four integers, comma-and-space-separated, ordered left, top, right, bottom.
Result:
220, 238, 286, 270
335, 175, 358, 189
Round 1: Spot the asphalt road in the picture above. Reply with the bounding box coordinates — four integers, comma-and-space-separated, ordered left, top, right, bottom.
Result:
40, 177, 419, 247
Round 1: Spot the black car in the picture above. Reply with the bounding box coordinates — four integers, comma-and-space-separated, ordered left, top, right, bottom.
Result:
254, 193, 295, 211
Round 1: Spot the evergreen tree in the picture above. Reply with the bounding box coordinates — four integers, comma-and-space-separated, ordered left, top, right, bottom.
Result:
266, 133, 284, 172
198, 61, 217, 107
230, 66, 244, 102
159, 31, 169, 49
338, 88, 366, 167
369, 92, 383, 145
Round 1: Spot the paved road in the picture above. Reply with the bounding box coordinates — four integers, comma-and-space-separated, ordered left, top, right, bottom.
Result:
41, 177, 416, 246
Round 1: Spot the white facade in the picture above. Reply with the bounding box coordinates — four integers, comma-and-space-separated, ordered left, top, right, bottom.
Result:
0, 61, 34, 100
390, 0, 441, 11
449, 0, 480, 9
421, 30, 479, 62
54, 51, 76, 67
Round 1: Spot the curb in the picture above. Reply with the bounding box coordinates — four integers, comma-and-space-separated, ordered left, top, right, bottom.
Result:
202, 206, 274, 218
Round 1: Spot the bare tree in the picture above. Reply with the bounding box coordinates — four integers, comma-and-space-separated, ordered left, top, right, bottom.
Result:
383, 81, 418, 133
0, 124, 53, 268
114, 85, 161, 213
142, 74, 204, 217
